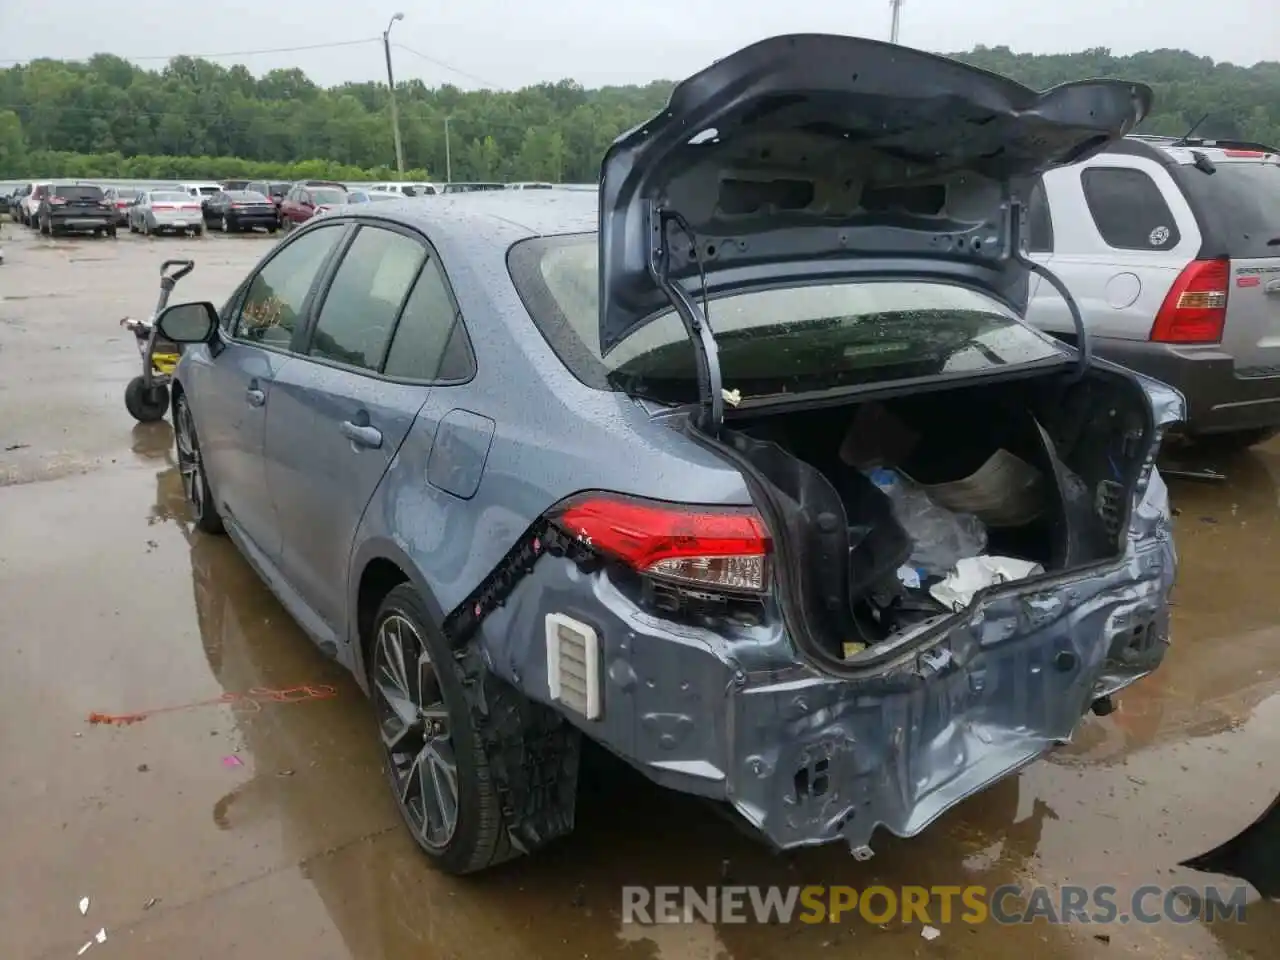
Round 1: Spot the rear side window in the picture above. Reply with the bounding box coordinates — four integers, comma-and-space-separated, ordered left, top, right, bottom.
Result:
308, 226, 426, 371
1176, 161, 1280, 260
235, 224, 343, 347
1081, 167, 1181, 251
383, 257, 474, 381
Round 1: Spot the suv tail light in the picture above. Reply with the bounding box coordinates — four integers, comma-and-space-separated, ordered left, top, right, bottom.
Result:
1150, 258, 1230, 344
49, 196, 67, 205
552, 493, 771, 592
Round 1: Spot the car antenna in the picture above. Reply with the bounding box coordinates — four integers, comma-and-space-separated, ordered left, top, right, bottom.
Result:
1172, 113, 1209, 146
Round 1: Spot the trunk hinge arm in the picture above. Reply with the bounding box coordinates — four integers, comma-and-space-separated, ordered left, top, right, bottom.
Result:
648, 203, 724, 433
1006, 197, 1091, 381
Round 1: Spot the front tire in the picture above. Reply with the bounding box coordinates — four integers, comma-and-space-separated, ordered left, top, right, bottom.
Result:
124, 376, 169, 422
370, 585, 512, 874
174, 392, 224, 535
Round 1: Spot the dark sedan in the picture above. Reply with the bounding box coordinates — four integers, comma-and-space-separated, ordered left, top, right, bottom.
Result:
38, 183, 117, 237
205, 190, 280, 233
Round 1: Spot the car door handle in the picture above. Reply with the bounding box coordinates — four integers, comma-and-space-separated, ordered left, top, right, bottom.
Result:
340, 420, 383, 449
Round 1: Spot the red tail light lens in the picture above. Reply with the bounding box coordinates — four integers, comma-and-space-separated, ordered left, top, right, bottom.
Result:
1150, 258, 1230, 344
553, 493, 771, 592
49, 196, 67, 205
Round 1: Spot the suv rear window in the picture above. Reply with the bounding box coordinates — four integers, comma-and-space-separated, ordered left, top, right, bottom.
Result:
1081, 167, 1181, 251
1175, 160, 1280, 260
54, 185, 104, 200
509, 234, 1065, 401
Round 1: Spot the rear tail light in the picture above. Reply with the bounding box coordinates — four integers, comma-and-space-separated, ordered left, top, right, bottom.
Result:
49, 196, 67, 205
1224, 149, 1266, 158
1150, 258, 1230, 344
552, 493, 771, 592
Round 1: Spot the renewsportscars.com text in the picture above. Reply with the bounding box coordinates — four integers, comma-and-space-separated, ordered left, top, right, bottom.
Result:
621, 884, 1251, 926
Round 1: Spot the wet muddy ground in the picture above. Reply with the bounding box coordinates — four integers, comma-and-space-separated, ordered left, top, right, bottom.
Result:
0, 224, 1275, 959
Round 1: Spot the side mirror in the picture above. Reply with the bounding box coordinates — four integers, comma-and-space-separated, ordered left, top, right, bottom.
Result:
156, 302, 219, 343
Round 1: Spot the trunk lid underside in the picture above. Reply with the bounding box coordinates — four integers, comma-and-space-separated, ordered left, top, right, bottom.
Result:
597, 33, 1152, 359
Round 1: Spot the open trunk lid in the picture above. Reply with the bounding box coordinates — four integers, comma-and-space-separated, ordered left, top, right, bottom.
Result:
597, 34, 1151, 426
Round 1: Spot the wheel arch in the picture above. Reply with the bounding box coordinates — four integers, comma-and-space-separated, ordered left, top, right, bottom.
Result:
348, 537, 449, 695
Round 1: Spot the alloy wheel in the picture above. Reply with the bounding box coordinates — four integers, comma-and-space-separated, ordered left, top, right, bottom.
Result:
174, 398, 205, 520
372, 613, 459, 851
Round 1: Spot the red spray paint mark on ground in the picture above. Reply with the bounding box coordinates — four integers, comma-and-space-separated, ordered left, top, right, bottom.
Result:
87, 685, 339, 726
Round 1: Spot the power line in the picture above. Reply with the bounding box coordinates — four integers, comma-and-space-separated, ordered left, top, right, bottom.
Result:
391, 43, 500, 89
0, 38, 380, 67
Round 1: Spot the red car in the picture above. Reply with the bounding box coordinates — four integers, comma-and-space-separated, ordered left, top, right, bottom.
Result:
278, 181, 348, 228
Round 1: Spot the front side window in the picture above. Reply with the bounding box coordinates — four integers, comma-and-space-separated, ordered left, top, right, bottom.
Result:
234, 224, 344, 348
308, 226, 425, 370
509, 234, 1066, 401
1082, 167, 1181, 251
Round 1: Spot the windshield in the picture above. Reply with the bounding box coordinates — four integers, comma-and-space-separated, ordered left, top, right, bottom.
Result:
509, 235, 1065, 400
1177, 160, 1280, 259
197, 186, 219, 196
311, 188, 346, 205
347, 190, 370, 203
116, 188, 139, 199
151, 192, 189, 203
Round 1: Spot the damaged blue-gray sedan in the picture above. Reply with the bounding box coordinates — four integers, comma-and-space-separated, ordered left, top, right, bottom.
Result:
153, 34, 1182, 873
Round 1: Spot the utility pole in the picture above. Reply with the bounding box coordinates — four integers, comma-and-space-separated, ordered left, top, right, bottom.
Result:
889, 0, 903, 43
383, 12, 406, 177
444, 116, 453, 184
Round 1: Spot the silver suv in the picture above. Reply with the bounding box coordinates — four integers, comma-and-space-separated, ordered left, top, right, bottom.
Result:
1027, 136, 1280, 448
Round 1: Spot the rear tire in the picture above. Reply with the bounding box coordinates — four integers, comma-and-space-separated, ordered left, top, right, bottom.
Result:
193, 225, 204, 237
106, 226, 117, 238
369, 585, 514, 874
124, 377, 170, 423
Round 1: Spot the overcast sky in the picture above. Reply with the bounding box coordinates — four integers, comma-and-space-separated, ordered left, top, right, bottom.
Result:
0, 0, 1274, 89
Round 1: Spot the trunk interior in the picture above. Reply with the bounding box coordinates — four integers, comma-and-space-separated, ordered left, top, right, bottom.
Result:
721, 367, 1153, 665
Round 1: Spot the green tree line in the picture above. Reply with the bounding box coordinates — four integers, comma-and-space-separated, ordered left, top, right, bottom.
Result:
1, 45, 1277, 182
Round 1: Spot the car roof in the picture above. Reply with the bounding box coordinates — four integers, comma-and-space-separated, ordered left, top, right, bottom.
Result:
332, 190, 596, 246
